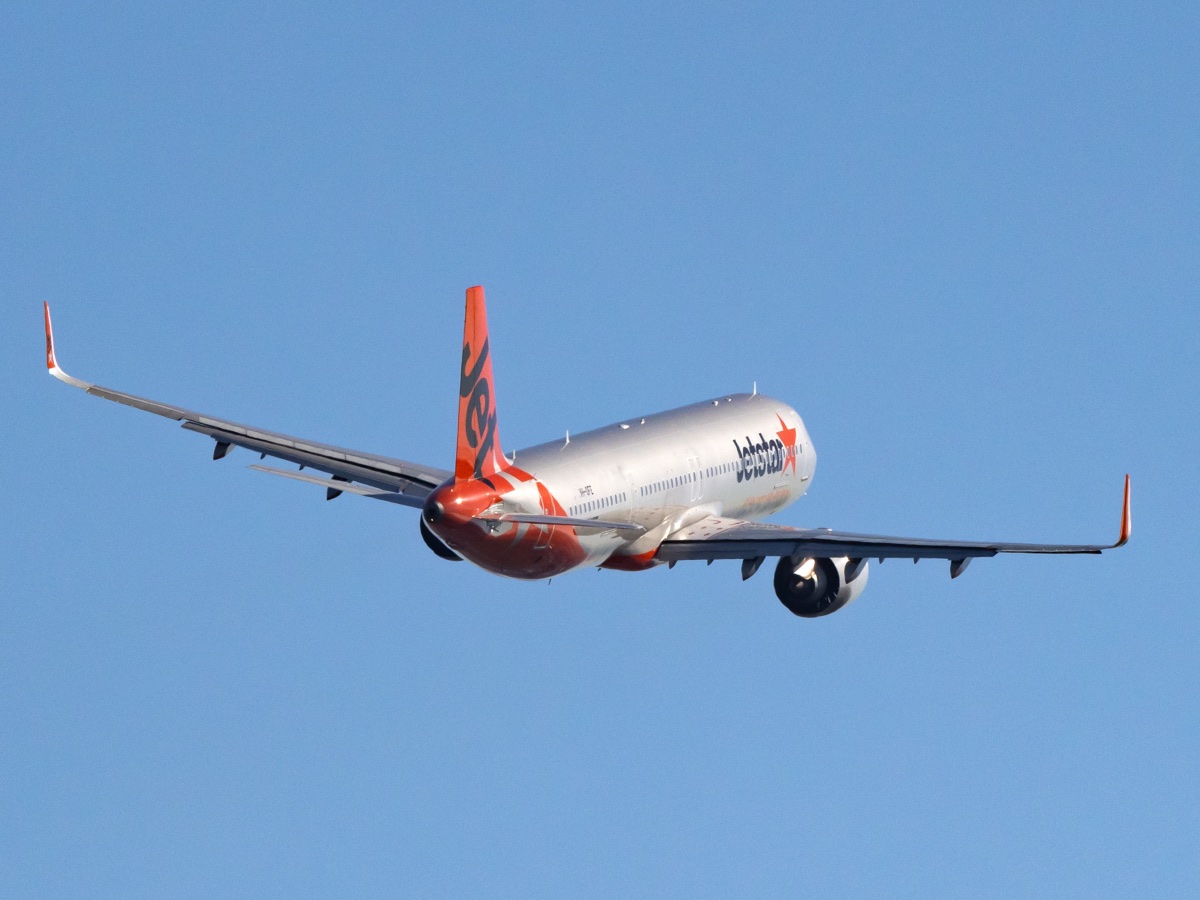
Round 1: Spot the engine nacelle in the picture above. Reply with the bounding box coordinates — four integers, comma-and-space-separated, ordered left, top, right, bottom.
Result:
420, 516, 462, 561
773, 555, 868, 617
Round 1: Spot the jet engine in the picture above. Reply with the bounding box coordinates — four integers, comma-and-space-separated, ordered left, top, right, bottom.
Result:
420, 516, 462, 561
773, 555, 868, 617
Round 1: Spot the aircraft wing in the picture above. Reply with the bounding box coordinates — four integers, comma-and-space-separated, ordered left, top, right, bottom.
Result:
657, 476, 1130, 576
43, 304, 451, 507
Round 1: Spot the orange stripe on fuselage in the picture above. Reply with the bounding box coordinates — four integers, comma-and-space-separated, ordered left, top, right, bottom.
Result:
424, 471, 587, 579
600, 548, 661, 572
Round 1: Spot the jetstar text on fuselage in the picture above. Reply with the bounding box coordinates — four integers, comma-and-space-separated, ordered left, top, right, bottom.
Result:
733, 431, 796, 483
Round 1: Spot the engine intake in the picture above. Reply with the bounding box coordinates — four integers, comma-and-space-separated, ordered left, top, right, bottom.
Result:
773, 555, 868, 617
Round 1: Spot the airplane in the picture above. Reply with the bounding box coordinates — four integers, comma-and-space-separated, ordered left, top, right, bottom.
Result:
43, 287, 1130, 617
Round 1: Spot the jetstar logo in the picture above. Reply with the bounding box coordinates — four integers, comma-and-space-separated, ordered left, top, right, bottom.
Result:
775, 414, 798, 476
734, 416, 799, 483
460, 337, 497, 480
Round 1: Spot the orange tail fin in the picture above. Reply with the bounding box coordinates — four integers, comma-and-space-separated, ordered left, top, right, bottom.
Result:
455, 285, 507, 482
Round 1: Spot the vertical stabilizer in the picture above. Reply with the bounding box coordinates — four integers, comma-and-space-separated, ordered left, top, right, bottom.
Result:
455, 285, 507, 482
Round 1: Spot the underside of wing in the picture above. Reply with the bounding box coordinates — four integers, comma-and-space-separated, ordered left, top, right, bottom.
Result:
44, 303, 451, 506
659, 477, 1130, 568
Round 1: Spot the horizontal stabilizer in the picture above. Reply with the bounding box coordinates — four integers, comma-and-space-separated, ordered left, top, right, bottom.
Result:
248, 465, 418, 505
475, 512, 646, 534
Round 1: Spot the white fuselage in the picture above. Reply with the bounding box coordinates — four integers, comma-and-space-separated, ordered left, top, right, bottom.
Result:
500, 393, 816, 572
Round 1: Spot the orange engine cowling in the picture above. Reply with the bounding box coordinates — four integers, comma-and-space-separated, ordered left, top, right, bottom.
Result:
773, 555, 869, 618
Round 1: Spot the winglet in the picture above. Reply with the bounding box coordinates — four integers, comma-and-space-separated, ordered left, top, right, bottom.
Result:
44, 301, 57, 370
42, 302, 93, 390
1115, 474, 1131, 547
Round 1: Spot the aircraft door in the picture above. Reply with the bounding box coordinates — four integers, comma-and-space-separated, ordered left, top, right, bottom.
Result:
688, 455, 703, 503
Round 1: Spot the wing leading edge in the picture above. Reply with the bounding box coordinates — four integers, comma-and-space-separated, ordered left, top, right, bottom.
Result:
43, 303, 451, 506
658, 476, 1130, 572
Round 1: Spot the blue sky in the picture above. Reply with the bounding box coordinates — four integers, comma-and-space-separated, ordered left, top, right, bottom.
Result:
2, 2, 1197, 896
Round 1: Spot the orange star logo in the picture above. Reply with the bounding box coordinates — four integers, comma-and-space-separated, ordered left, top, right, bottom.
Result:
776, 415, 798, 476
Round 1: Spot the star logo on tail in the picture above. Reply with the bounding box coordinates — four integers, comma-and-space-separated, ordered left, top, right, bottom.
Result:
776, 415, 798, 476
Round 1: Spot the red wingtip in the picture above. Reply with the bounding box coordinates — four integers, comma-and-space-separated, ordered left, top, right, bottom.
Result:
1116, 474, 1131, 547
43, 301, 57, 370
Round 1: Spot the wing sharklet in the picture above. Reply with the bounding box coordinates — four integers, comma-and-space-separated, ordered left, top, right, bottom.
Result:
44, 302, 93, 391
1115, 474, 1131, 547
